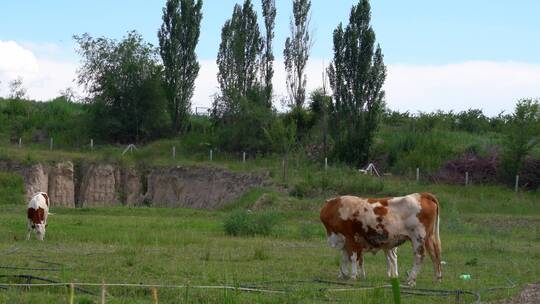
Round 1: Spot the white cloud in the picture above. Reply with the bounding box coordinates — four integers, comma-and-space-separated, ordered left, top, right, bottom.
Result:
385, 61, 540, 116
2, 40, 539, 116
0, 40, 78, 100
193, 59, 540, 116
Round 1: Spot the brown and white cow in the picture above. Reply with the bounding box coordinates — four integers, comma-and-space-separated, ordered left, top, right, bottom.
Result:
26, 192, 50, 241
320, 192, 442, 286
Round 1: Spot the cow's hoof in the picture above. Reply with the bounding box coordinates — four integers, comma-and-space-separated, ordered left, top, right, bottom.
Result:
406, 278, 416, 287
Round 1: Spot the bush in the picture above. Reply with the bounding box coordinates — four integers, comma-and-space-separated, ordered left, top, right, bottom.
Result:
0, 172, 24, 205
223, 210, 281, 237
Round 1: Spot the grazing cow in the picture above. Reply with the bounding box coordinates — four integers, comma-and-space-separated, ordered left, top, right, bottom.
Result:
320, 193, 442, 286
26, 192, 50, 241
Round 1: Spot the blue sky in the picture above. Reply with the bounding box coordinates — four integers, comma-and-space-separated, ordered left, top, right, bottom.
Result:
1, 0, 539, 114
1, 0, 539, 63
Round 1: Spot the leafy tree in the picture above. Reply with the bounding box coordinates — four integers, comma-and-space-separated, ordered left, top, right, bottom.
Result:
500, 99, 540, 182
309, 88, 333, 157
74, 31, 169, 143
264, 116, 296, 182
215, 0, 263, 110
158, 0, 203, 134
261, 0, 276, 108
58, 87, 77, 102
455, 109, 489, 133
284, 0, 312, 109
327, 0, 386, 167
212, 0, 273, 153
8, 77, 27, 100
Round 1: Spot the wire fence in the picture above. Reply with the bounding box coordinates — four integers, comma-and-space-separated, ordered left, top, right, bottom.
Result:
0, 273, 519, 304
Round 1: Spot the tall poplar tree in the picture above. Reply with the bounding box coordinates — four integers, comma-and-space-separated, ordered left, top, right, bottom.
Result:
327, 0, 387, 166
158, 0, 203, 133
284, 0, 312, 109
261, 0, 276, 108
215, 0, 263, 115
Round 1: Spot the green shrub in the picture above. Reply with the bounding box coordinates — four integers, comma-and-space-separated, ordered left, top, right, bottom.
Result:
223, 210, 281, 237
0, 172, 24, 205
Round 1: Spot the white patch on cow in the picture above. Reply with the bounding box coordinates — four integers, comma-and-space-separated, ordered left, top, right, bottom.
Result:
327, 233, 345, 249
338, 196, 380, 233
384, 194, 426, 242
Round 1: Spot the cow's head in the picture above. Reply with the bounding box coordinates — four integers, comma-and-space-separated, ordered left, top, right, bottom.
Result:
35, 223, 46, 240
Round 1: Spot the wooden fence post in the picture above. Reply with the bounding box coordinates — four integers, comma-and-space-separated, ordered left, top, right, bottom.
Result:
515, 175, 519, 192
50, 138, 53, 151
242, 152, 246, 164
151, 287, 159, 304
172, 146, 176, 159
101, 281, 106, 304
210, 149, 213, 161
18, 137, 22, 148
465, 172, 469, 186
90, 139, 94, 151
69, 283, 75, 304
416, 168, 419, 182
325, 157, 328, 171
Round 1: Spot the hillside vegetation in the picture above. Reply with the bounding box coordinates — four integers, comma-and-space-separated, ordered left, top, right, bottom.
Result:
1, 96, 539, 192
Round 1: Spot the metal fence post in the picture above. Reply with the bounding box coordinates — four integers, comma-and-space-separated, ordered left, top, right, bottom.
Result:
243, 152, 246, 163
210, 149, 213, 161
49, 138, 53, 151
90, 139, 94, 151
515, 175, 519, 192
172, 146, 176, 159
416, 168, 419, 182
465, 172, 469, 186
18, 137, 22, 148
325, 157, 328, 171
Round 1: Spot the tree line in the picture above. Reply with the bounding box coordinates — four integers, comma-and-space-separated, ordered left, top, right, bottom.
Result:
1, 0, 538, 181
65, 0, 386, 168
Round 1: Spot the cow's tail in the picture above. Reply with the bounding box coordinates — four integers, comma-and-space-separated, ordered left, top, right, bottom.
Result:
423, 192, 441, 250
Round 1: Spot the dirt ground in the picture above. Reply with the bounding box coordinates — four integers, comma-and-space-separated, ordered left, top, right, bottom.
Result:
497, 281, 540, 304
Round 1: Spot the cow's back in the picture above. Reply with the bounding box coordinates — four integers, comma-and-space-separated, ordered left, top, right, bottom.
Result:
27, 193, 49, 225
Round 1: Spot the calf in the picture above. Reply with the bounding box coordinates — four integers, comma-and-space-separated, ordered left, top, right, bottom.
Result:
26, 192, 50, 241
320, 193, 442, 286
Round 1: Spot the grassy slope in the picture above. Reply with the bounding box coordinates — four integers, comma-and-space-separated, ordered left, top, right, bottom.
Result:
0, 179, 539, 303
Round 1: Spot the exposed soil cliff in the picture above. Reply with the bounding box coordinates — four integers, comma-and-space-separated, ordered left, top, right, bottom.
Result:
0, 160, 268, 209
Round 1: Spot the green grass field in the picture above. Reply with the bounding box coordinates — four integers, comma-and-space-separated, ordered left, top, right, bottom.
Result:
1, 179, 539, 303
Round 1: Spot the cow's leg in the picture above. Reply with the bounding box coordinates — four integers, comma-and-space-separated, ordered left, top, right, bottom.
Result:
357, 251, 366, 279
407, 239, 425, 286
26, 220, 32, 241
385, 248, 399, 278
407, 236, 426, 286
350, 251, 358, 280
338, 248, 350, 279
425, 237, 442, 282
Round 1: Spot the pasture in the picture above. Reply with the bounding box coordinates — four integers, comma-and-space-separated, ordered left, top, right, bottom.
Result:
0, 180, 539, 303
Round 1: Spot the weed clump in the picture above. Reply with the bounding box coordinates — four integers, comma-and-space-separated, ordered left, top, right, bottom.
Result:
223, 210, 280, 237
